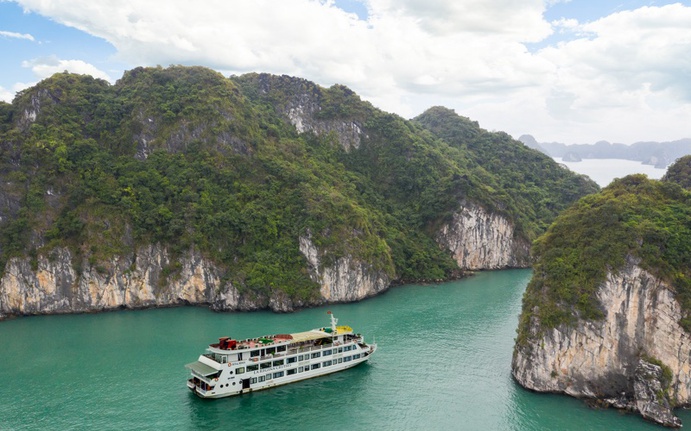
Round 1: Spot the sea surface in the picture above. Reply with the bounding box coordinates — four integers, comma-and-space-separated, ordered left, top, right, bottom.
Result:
2, 269, 689, 430
554, 158, 666, 187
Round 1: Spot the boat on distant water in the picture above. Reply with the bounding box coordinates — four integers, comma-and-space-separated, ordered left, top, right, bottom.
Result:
185, 312, 377, 398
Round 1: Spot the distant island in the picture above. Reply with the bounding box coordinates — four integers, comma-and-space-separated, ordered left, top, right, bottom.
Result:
519, 134, 691, 168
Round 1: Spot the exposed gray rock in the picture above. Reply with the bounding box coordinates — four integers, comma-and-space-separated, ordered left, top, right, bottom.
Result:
299, 235, 390, 302
256, 74, 366, 152
633, 359, 681, 428
512, 261, 690, 426
436, 200, 530, 270
0, 245, 267, 316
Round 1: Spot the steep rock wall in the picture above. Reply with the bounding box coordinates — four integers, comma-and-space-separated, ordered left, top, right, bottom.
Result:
512, 261, 691, 426
0, 245, 271, 318
436, 201, 530, 270
0, 238, 393, 319
299, 236, 390, 302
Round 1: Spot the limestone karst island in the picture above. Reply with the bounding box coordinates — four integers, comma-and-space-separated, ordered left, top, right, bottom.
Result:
513, 155, 691, 427
0, 65, 596, 316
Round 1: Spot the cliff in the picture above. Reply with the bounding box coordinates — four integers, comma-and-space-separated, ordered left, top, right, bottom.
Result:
436, 201, 530, 269
513, 261, 687, 427
0, 241, 390, 317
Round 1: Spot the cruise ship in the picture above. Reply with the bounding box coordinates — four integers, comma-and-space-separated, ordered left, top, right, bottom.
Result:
185, 312, 377, 398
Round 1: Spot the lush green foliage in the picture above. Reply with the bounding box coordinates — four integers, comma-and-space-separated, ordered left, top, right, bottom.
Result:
517, 174, 691, 343
663, 155, 691, 190
414, 107, 600, 240
0, 66, 597, 300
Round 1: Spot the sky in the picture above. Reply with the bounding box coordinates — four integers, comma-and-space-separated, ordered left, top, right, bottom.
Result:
1, 0, 690, 145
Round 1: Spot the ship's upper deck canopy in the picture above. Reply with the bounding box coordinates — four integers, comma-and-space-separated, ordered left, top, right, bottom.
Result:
289, 330, 330, 343
185, 361, 218, 376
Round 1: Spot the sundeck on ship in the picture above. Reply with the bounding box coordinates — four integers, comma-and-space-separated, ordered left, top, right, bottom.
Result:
185, 312, 377, 398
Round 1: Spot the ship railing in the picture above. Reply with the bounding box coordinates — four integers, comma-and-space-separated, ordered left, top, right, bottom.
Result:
203, 353, 218, 362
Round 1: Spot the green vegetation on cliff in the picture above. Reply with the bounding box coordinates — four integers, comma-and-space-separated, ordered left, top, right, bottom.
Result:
662, 155, 691, 190
413, 107, 598, 239
0, 66, 597, 301
517, 173, 691, 342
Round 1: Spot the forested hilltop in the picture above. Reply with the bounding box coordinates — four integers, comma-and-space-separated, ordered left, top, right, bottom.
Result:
0, 66, 597, 315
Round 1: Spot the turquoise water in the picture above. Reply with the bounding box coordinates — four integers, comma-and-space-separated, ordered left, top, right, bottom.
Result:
1, 269, 687, 430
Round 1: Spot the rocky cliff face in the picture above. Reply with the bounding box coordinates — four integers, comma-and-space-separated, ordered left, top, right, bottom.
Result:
0, 237, 396, 319
299, 235, 390, 302
512, 260, 691, 427
436, 201, 530, 270
0, 245, 273, 319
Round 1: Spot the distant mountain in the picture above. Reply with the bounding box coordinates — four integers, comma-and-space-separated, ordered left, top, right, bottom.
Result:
519, 134, 691, 168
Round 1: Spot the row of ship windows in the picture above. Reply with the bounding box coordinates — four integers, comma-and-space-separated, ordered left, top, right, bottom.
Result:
234, 346, 357, 374
248, 354, 363, 383
247, 343, 356, 358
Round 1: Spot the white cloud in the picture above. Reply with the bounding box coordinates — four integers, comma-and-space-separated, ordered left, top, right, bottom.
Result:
0, 81, 34, 103
530, 3, 691, 142
22, 57, 113, 82
0, 30, 35, 41
10, 0, 691, 144
0, 87, 13, 103
366, 0, 552, 41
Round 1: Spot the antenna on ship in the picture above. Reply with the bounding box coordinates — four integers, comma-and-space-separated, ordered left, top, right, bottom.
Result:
327, 311, 337, 340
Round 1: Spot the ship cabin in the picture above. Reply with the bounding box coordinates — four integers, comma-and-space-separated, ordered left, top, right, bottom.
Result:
203, 325, 359, 365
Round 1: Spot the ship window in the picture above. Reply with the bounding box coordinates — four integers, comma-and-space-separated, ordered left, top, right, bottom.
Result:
273, 371, 284, 379
250, 350, 260, 357
260, 362, 271, 370
266, 347, 276, 355
277, 345, 287, 352
258, 375, 265, 382
251, 378, 257, 384
353, 354, 361, 359
235, 367, 245, 374
220, 356, 227, 363
338, 358, 343, 364
298, 367, 304, 373
287, 368, 297, 375
247, 365, 259, 372
298, 355, 304, 361
344, 356, 352, 362
323, 360, 332, 367
311, 352, 321, 359
311, 364, 320, 370
273, 359, 284, 366
323, 349, 332, 356
337, 348, 343, 353
287, 357, 297, 364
